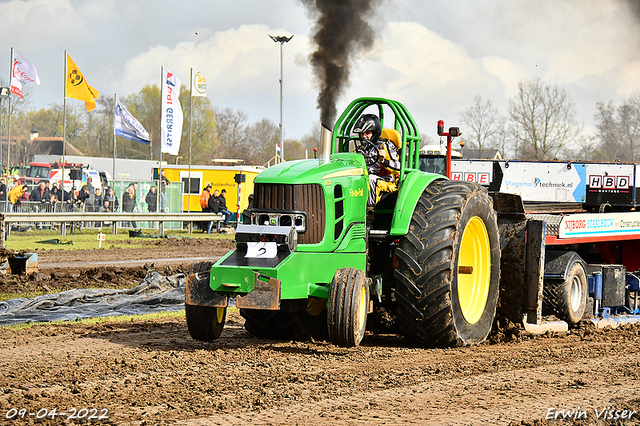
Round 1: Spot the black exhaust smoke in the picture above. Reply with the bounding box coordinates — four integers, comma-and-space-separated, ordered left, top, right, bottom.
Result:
626, 0, 640, 17
301, 0, 380, 126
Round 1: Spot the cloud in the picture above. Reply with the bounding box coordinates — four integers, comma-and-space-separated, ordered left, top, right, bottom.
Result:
339, 21, 507, 132
116, 24, 313, 97
79, 0, 117, 21
481, 56, 526, 98
379, 22, 482, 94
615, 58, 640, 96
0, 0, 91, 47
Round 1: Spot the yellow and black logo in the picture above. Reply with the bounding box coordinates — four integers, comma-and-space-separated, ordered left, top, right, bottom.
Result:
69, 69, 84, 86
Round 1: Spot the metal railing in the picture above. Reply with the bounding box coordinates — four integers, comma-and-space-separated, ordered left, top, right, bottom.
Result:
3, 211, 225, 236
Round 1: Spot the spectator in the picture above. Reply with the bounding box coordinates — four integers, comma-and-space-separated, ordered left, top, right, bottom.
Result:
127, 182, 139, 206
160, 170, 169, 212
122, 186, 136, 228
49, 194, 59, 212
200, 182, 213, 233
100, 199, 112, 213
207, 189, 220, 234
104, 188, 119, 212
145, 186, 158, 228
29, 181, 50, 212
215, 189, 233, 227
58, 183, 74, 207
0, 178, 6, 211
77, 185, 91, 208
94, 188, 103, 212
85, 177, 95, 212
51, 182, 60, 201
8, 184, 28, 212
145, 186, 158, 212
94, 188, 103, 226
200, 182, 212, 212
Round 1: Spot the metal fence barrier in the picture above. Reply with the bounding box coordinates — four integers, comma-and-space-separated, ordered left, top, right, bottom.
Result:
3, 210, 225, 236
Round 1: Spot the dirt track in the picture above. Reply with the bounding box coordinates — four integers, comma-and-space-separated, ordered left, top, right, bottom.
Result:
2, 239, 640, 425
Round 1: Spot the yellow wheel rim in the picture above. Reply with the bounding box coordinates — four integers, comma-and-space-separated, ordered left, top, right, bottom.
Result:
457, 216, 491, 324
357, 286, 367, 332
216, 307, 225, 324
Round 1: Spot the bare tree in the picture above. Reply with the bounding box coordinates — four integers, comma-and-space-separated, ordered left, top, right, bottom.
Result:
562, 134, 604, 161
460, 95, 500, 154
508, 78, 581, 160
594, 92, 640, 161
212, 107, 249, 161
245, 118, 279, 165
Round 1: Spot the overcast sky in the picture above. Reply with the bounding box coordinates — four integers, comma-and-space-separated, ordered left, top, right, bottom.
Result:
1, 0, 639, 146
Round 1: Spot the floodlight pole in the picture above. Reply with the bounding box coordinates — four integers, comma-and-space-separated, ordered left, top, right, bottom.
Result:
269, 34, 293, 163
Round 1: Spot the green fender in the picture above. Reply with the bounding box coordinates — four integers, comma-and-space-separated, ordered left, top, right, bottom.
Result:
390, 172, 445, 236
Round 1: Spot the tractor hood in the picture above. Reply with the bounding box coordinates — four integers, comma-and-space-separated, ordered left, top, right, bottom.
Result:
256, 153, 367, 184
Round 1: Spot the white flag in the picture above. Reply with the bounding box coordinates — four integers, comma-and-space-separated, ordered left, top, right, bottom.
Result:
192, 70, 207, 97
115, 97, 150, 144
161, 68, 183, 156
10, 51, 41, 98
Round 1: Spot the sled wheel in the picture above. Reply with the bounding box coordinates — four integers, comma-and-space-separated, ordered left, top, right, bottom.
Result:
543, 262, 587, 326
394, 180, 500, 347
327, 268, 369, 347
185, 261, 226, 341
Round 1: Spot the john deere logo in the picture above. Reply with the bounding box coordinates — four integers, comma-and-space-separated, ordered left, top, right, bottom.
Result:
270, 218, 277, 226
69, 69, 84, 86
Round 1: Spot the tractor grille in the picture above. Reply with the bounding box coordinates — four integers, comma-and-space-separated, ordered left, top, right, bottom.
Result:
253, 183, 325, 244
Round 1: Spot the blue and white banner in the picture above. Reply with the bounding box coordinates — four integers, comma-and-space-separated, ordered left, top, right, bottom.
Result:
161, 68, 183, 156
114, 98, 150, 144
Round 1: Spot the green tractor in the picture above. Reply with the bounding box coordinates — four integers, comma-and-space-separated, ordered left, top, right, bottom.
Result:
185, 97, 501, 347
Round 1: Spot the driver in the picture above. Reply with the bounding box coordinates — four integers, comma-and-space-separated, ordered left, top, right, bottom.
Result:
353, 114, 401, 207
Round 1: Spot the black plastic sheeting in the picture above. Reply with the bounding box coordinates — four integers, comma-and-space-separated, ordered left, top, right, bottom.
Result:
0, 271, 186, 326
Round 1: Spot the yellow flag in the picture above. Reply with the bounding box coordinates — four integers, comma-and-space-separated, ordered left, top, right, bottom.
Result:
65, 53, 99, 111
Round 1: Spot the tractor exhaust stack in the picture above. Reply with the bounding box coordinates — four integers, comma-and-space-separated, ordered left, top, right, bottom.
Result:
319, 124, 332, 164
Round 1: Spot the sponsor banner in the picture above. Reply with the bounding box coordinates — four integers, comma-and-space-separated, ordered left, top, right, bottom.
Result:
161, 68, 183, 156
192, 70, 207, 97
10, 51, 41, 98
115, 98, 150, 144
499, 162, 586, 203
559, 212, 640, 239
451, 160, 493, 185
584, 163, 635, 206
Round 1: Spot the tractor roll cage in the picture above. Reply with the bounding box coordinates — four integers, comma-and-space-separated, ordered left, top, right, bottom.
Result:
332, 97, 423, 183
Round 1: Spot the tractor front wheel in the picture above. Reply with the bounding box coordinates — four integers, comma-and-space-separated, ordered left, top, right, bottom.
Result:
394, 181, 500, 347
327, 268, 369, 347
185, 261, 227, 341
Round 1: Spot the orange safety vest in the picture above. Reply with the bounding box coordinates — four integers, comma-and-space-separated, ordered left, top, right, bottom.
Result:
200, 190, 210, 209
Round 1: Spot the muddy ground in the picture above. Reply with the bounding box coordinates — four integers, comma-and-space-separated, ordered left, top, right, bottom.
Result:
2, 238, 640, 425
0, 237, 236, 295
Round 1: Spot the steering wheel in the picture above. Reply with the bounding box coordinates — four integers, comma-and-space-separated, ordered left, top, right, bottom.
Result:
351, 137, 379, 166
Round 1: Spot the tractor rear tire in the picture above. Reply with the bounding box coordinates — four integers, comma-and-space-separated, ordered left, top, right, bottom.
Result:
543, 262, 587, 326
327, 268, 369, 347
185, 261, 227, 341
394, 180, 500, 347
